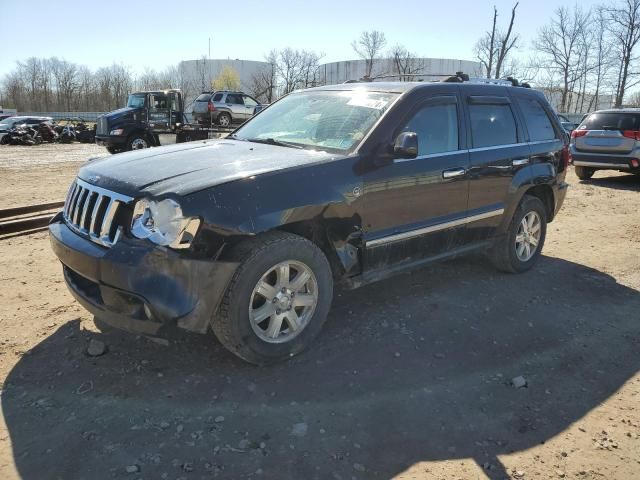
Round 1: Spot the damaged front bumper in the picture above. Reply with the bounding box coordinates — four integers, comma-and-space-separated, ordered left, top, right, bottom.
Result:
49, 213, 238, 336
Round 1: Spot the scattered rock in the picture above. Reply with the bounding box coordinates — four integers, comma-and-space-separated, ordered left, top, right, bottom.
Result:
394, 352, 401, 358
86, 339, 106, 357
433, 352, 446, 359
247, 382, 257, 393
555, 470, 565, 478
214, 416, 225, 423
291, 422, 308, 437
512, 376, 527, 389
238, 439, 250, 450
353, 463, 365, 472
125, 465, 139, 473
182, 462, 193, 472
159, 421, 170, 429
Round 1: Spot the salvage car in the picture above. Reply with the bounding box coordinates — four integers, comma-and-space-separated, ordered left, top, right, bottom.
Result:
49, 76, 569, 364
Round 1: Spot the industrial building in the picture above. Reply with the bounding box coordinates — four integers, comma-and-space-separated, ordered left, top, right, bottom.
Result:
317, 58, 483, 85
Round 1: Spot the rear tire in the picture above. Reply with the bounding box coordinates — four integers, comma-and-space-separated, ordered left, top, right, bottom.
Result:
489, 195, 547, 273
574, 165, 595, 180
216, 112, 232, 127
212, 231, 333, 365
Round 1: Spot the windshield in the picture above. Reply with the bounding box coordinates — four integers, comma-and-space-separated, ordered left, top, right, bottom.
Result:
234, 90, 398, 152
126, 94, 146, 108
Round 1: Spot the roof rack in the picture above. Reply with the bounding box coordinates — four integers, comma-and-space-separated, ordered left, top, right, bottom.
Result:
442, 72, 531, 88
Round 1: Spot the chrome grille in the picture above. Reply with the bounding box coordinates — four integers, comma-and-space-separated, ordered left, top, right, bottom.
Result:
63, 178, 133, 247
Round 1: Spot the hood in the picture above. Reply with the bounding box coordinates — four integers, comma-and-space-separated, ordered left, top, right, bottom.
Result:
78, 139, 343, 197
103, 107, 143, 122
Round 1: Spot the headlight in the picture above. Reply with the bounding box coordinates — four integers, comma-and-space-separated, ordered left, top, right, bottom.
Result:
110, 128, 124, 136
131, 198, 201, 249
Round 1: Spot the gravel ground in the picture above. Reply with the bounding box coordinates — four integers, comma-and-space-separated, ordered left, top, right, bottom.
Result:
0, 144, 638, 479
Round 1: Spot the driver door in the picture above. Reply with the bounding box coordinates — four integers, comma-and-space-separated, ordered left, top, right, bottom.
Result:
148, 94, 170, 132
362, 94, 470, 271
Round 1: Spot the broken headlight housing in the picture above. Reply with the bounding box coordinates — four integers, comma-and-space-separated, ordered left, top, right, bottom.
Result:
131, 198, 200, 249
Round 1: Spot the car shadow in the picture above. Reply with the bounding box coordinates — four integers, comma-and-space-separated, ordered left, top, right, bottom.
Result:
582, 172, 640, 191
3, 255, 640, 479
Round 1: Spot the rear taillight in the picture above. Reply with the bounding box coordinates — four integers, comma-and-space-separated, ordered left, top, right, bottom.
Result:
571, 129, 587, 139
207, 102, 215, 112
622, 130, 640, 140
561, 144, 570, 168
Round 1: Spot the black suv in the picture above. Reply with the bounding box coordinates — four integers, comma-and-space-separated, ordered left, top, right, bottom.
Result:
49, 78, 569, 364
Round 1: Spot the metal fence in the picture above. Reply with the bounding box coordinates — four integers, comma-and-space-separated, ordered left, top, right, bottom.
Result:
18, 112, 107, 122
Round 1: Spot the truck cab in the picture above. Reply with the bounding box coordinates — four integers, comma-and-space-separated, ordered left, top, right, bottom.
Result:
95, 89, 186, 154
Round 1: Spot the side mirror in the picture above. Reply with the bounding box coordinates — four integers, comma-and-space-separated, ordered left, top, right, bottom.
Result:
393, 131, 418, 158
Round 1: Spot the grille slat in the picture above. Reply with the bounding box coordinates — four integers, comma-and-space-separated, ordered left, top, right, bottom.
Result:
62, 178, 133, 248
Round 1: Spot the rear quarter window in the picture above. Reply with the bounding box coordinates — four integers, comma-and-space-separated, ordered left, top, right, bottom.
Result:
516, 96, 557, 141
212, 93, 223, 102
196, 94, 211, 102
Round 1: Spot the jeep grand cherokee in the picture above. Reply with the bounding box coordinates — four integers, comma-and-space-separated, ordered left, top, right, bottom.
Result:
49, 77, 569, 364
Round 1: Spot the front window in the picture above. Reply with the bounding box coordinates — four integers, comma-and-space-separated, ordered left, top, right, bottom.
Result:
126, 93, 146, 108
234, 90, 398, 152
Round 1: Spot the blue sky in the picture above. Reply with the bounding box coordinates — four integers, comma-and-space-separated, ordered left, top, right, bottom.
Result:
1, 0, 604, 75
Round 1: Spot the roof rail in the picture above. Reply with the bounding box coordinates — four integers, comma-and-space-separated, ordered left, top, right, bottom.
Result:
441, 72, 531, 88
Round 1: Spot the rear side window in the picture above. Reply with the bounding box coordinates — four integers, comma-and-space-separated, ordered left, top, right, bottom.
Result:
581, 112, 640, 131
469, 104, 517, 148
517, 97, 556, 141
212, 93, 223, 102
402, 102, 458, 155
196, 94, 211, 102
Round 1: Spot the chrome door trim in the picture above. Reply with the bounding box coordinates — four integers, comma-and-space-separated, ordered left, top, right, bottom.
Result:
512, 158, 529, 166
367, 208, 505, 247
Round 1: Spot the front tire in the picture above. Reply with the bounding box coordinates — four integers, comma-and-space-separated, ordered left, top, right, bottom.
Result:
574, 165, 595, 180
489, 195, 547, 273
127, 134, 149, 151
212, 232, 333, 365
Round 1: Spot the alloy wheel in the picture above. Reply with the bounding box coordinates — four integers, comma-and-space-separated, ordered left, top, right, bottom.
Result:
248, 260, 318, 343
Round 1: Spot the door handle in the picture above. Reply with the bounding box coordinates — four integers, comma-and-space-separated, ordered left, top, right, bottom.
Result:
512, 158, 529, 166
442, 168, 466, 179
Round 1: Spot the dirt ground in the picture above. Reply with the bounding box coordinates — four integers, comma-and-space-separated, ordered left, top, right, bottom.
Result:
0, 144, 638, 480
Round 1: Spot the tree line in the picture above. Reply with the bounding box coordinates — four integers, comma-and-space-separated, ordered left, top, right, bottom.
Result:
475, 0, 640, 111
4, 0, 640, 114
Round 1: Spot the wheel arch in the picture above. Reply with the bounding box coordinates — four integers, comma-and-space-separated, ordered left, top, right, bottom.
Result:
523, 184, 555, 222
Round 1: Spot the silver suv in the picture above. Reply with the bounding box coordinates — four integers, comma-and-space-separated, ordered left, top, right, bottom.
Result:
570, 109, 640, 179
191, 91, 262, 127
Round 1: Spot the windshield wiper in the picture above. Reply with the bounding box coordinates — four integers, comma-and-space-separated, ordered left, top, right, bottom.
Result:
244, 137, 304, 149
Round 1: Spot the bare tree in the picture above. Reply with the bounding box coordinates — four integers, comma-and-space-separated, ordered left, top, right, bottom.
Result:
475, 3, 519, 79
249, 50, 278, 103
390, 45, 424, 81
351, 30, 387, 78
605, 0, 640, 106
494, 2, 519, 78
535, 5, 590, 112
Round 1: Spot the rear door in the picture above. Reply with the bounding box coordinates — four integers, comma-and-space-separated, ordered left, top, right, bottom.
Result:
574, 112, 640, 154
463, 86, 529, 243
225, 93, 247, 121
